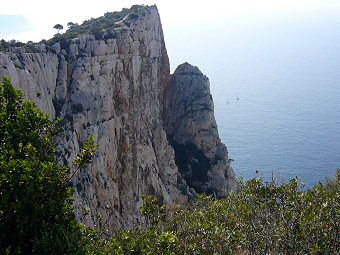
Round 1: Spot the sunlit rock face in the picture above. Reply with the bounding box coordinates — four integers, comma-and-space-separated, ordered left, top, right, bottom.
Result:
0, 5, 235, 229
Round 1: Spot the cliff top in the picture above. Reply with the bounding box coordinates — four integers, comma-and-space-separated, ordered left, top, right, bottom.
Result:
0, 4, 155, 53
48, 4, 154, 43
173, 62, 204, 76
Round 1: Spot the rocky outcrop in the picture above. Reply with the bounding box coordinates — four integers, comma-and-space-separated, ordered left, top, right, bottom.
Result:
0, 5, 235, 229
164, 63, 236, 197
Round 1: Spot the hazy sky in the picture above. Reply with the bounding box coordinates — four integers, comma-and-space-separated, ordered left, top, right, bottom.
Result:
1, 0, 340, 71
1, 0, 340, 41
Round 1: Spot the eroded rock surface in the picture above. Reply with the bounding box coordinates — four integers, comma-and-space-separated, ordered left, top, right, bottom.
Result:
164, 63, 236, 197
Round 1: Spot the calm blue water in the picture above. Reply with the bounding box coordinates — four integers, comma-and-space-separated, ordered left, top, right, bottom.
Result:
167, 15, 340, 188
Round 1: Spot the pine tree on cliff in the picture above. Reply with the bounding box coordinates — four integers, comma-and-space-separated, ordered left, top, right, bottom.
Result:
53, 23, 63, 33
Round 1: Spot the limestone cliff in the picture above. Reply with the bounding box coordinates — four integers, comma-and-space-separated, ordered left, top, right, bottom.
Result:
164, 63, 236, 197
0, 5, 235, 229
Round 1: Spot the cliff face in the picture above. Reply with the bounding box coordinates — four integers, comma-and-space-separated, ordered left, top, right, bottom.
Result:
164, 63, 236, 197
0, 5, 235, 229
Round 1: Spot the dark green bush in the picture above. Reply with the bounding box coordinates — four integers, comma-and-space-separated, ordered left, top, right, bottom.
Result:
0, 39, 10, 52
0, 77, 95, 254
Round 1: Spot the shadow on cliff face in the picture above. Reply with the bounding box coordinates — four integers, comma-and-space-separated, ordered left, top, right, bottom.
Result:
163, 62, 236, 198
171, 141, 212, 194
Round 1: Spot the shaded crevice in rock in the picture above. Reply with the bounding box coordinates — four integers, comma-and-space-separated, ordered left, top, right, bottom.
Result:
171, 141, 211, 193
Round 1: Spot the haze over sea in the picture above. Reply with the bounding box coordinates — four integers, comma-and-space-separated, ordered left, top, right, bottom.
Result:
167, 13, 340, 188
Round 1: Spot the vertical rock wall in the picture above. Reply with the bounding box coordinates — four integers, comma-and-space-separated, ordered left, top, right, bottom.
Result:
164, 63, 236, 197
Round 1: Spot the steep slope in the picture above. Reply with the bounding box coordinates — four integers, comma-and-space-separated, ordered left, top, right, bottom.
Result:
0, 5, 235, 229
164, 63, 236, 197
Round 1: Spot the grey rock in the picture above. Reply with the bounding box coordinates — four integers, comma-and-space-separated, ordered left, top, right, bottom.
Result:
164, 62, 236, 197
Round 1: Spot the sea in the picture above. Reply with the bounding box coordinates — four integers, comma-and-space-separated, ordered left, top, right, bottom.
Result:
166, 13, 340, 188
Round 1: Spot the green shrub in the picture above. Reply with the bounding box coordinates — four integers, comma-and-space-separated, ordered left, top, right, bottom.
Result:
86, 172, 339, 254
0, 77, 96, 254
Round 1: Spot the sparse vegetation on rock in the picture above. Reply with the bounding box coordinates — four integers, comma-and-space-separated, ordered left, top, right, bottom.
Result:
47, 4, 150, 46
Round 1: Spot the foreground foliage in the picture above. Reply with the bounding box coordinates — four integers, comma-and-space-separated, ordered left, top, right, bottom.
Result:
0, 77, 96, 254
87, 173, 339, 255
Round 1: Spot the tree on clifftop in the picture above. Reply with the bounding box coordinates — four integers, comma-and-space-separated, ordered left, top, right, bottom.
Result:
53, 23, 63, 33
67, 22, 76, 28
